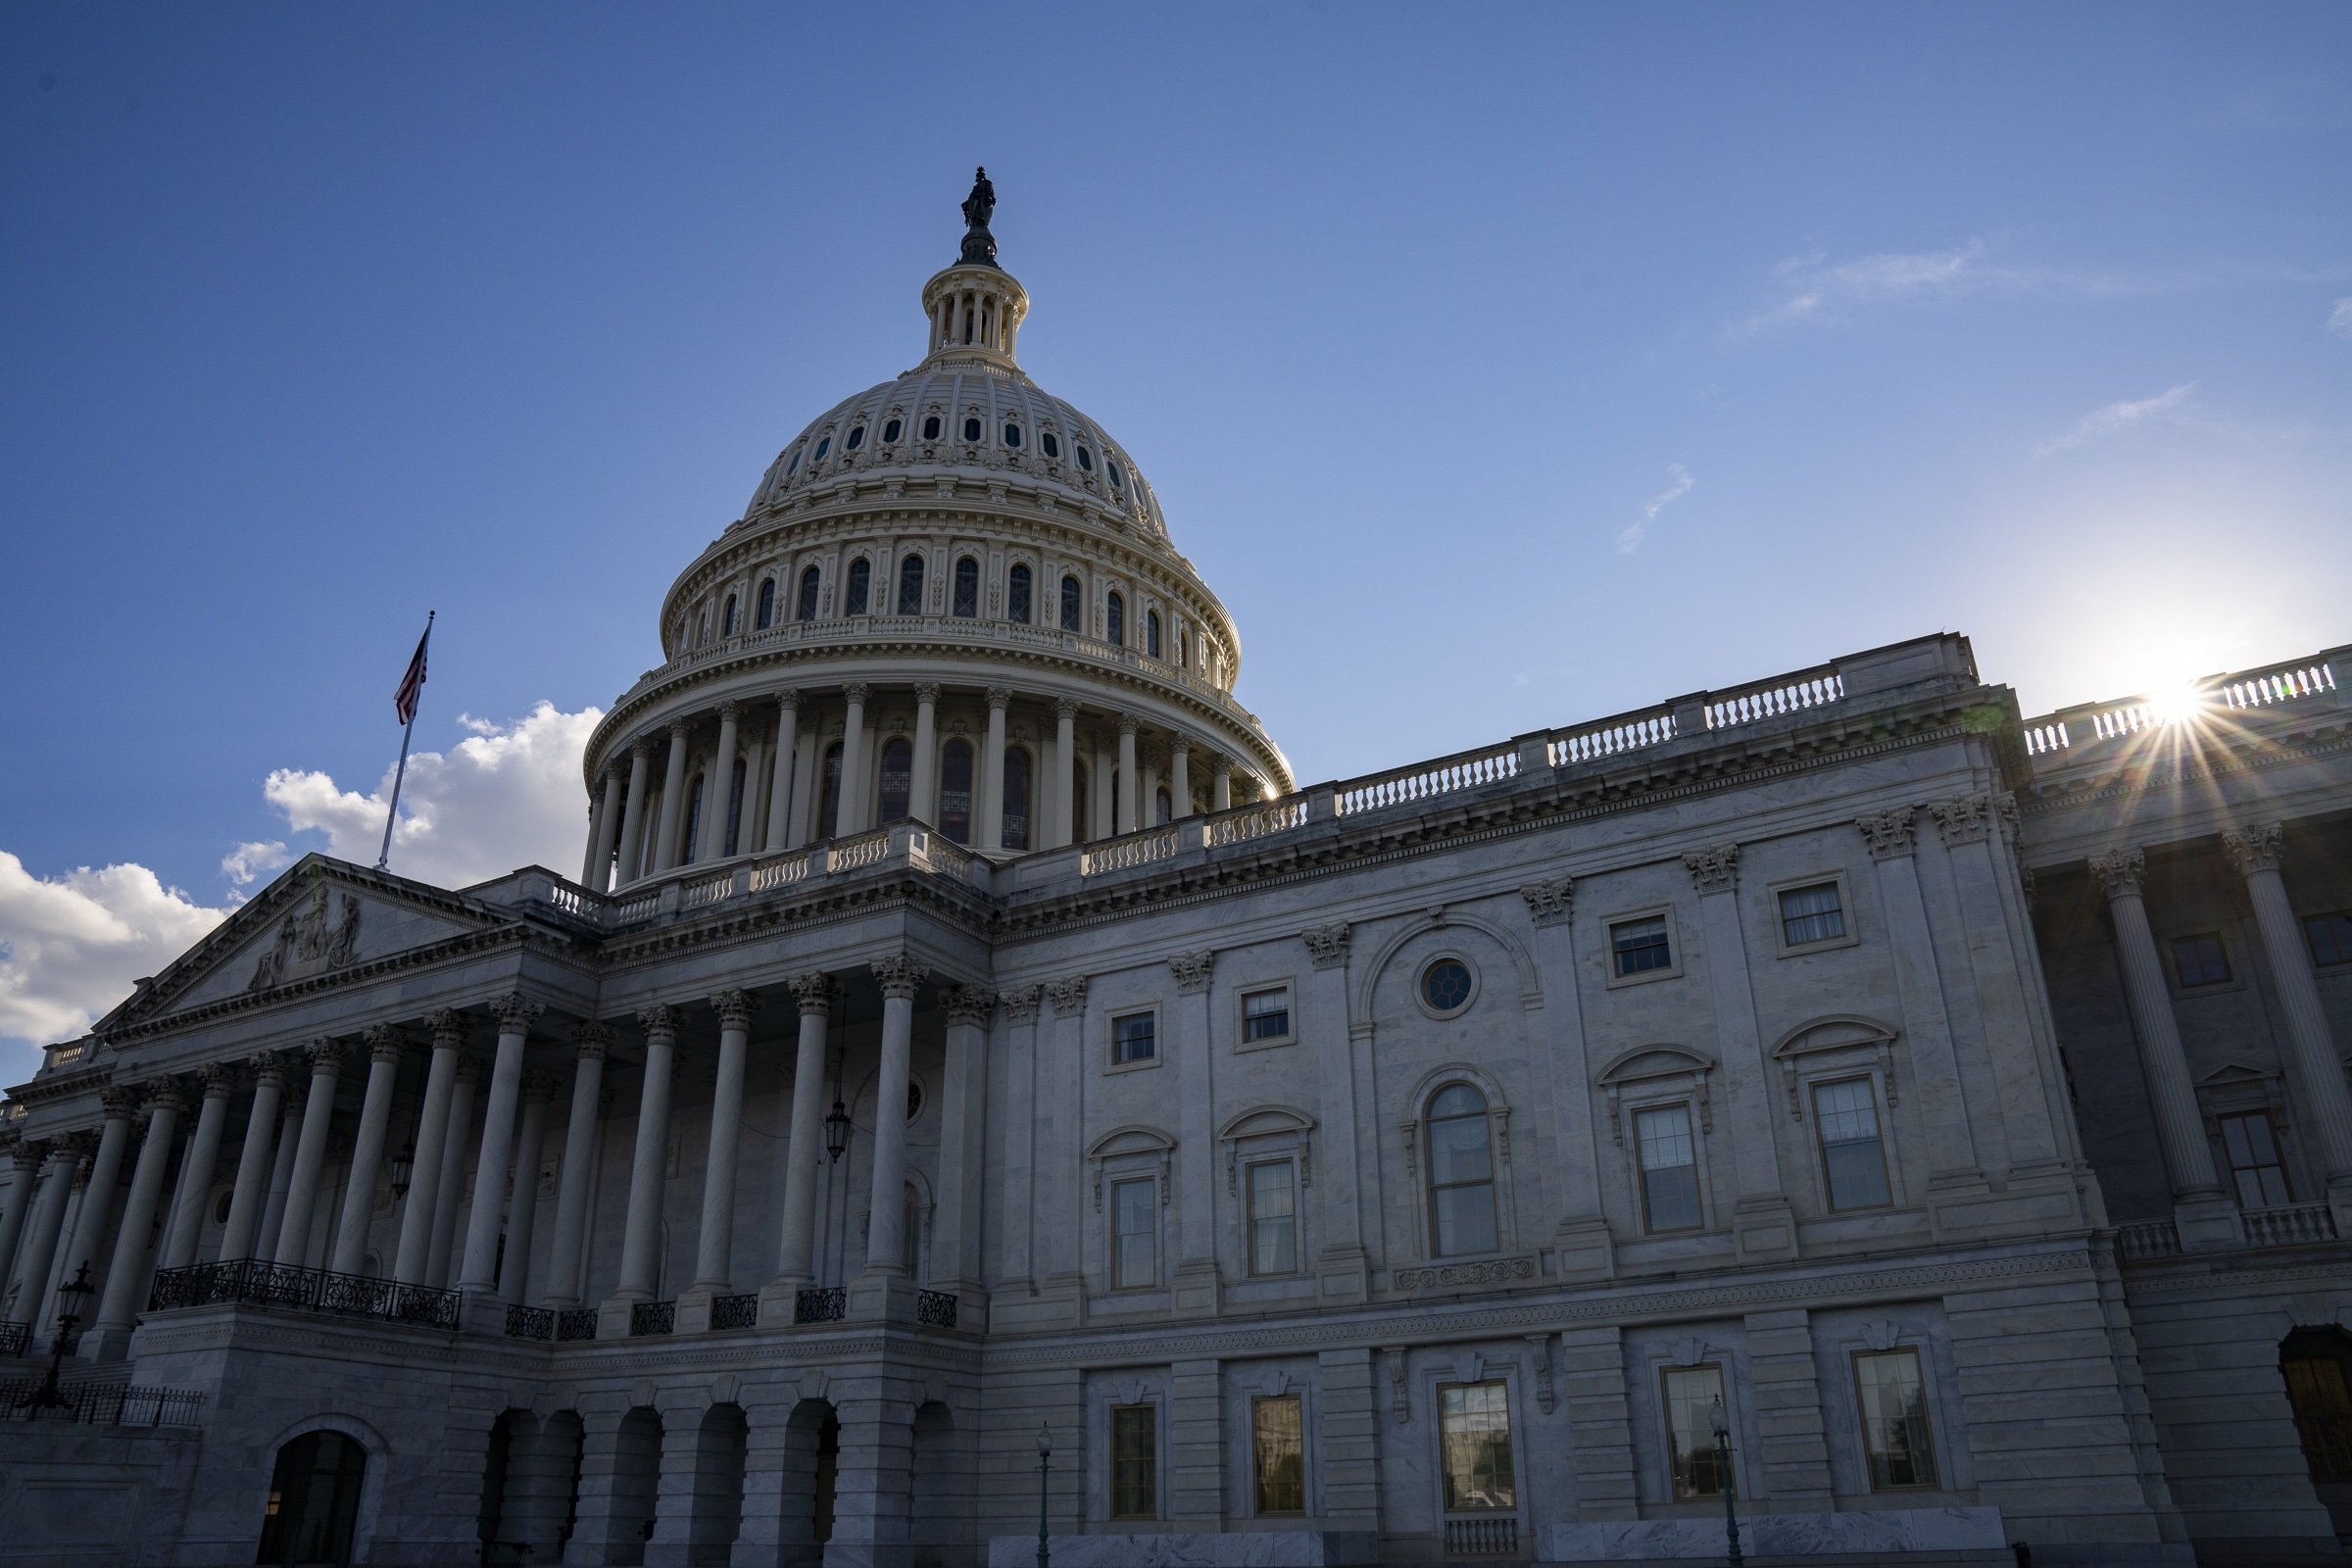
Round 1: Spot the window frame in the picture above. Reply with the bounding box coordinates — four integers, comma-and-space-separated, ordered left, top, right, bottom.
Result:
1810, 1075, 1895, 1213
1107, 1401, 1159, 1519
2168, 930, 2234, 990
897, 554, 926, 615
1850, 1347, 1941, 1493
1658, 1362, 1730, 1500
952, 555, 980, 618
1631, 1099, 1706, 1235
1604, 906, 1684, 988
1423, 1083, 1502, 1259
1007, 563, 1034, 625
2218, 1108, 2294, 1208
1416, 954, 1479, 1020
755, 578, 775, 630
1436, 1379, 1518, 1517
1109, 1008, 1159, 1072
845, 558, 871, 616
1250, 1393, 1307, 1516
1059, 574, 1083, 632
1106, 591, 1126, 648
1771, 871, 1857, 955
2307, 910, 2352, 970
1108, 1175, 1159, 1292
1236, 983, 1296, 1052
1244, 1156, 1300, 1278
796, 565, 821, 622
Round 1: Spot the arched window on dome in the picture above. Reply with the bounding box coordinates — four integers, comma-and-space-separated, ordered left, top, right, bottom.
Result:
940, 739, 974, 845
722, 595, 739, 637
1106, 592, 1126, 648
1059, 575, 1082, 632
845, 423, 865, 452
1042, 431, 1061, 460
962, 416, 983, 443
785, 447, 803, 476
1007, 564, 1033, 625
681, 774, 706, 867
797, 566, 821, 621
898, 555, 925, 615
1146, 611, 1162, 661
882, 417, 903, 444
879, 738, 912, 824
953, 557, 979, 618
1076, 445, 1095, 472
819, 744, 844, 840
813, 435, 831, 461
1003, 746, 1032, 851
1004, 422, 1022, 449
1107, 461, 1125, 492
724, 758, 747, 856
846, 560, 871, 616
922, 415, 942, 441
1425, 1084, 1498, 1258
756, 579, 775, 630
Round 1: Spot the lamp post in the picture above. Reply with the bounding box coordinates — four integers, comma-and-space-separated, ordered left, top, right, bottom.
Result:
1709, 1394, 1742, 1568
14, 1262, 95, 1416
1035, 1422, 1053, 1568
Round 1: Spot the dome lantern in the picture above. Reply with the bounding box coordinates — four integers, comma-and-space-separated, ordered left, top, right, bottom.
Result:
921, 167, 1028, 363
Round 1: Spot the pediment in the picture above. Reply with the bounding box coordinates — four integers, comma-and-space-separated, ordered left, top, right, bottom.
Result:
1770, 1014, 1899, 1060
109, 857, 507, 1027
2198, 1061, 2274, 1088
1596, 1045, 1713, 1087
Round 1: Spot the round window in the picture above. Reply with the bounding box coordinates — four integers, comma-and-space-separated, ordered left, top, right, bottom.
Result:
1421, 958, 1474, 1015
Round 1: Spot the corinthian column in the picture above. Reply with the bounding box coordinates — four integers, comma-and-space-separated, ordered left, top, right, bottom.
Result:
617, 740, 655, 883
273, 1041, 348, 1265
425, 1054, 481, 1288
1212, 753, 1233, 813
220, 1059, 287, 1262
910, 684, 941, 826
690, 990, 757, 1294
700, 702, 742, 861
328, 1029, 404, 1276
1115, 715, 1140, 835
980, 686, 1010, 852
612, 1004, 678, 1303
542, 1022, 611, 1307
392, 1011, 466, 1284
65, 1090, 136, 1303
653, 719, 692, 873
90, 1084, 187, 1351
2091, 851, 2228, 1212
764, 691, 803, 852
497, 1073, 557, 1304
587, 765, 624, 891
862, 956, 926, 1276
9, 1143, 78, 1328
838, 684, 871, 834
162, 1066, 234, 1270
1053, 700, 1078, 848
1169, 734, 1193, 819
771, 974, 834, 1294
0, 1143, 46, 1295
2226, 823, 2352, 1197
458, 994, 542, 1295
933, 988, 993, 1297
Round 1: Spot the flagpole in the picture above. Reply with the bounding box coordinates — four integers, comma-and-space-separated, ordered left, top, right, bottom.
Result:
377, 612, 434, 871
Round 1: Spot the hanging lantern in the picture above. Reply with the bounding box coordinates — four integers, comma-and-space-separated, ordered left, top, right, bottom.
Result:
387, 1141, 416, 1199
824, 1096, 852, 1163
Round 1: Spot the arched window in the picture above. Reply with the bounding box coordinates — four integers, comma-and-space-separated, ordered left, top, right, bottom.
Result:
813, 435, 831, 461
258, 1431, 368, 1567
1007, 564, 1033, 624
846, 560, 871, 615
846, 423, 865, 451
722, 595, 738, 636
940, 739, 974, 845
785, 447, 803, 476
898, 555, 925, 614
1004, 422, 1022, 449
1003, 747, 1032, 851
1059, 574, 1082, 632
879, 738, 912, 824
1106, 592, 1126, 647
922, 415, 941, 441
724, 759, 747, 856
1107, 461, 1125, 492
1155, 787, 1172, 825
797, 566, 821, 621
962, 416, 982, 443
1072, 760, 1091, 842
820, 744, 844, 839
1425, 1084, 1498, 1257
1076, 444, 1095, 472
953, 557, 979, 617
882, 417, 903, 444
1042, 431, 1061, 460
756, 579, 775, 630
682, 775, 706, 865
1146, 611, 1161, 660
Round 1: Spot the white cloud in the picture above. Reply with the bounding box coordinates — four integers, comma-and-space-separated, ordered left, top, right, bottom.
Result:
1617, 464, 1695, 555
1745, 240, 2155, 330
0, 701, 603, 1073
2035, 383, 2196, 457
2330, 298, 2352, 339
0, 856, 230, 1081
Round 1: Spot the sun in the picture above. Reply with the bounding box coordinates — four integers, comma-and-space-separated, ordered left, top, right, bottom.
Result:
2145, 682, 2206, 725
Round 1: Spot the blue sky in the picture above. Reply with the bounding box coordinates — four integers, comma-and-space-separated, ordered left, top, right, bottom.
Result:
3, 4, 2348, 1072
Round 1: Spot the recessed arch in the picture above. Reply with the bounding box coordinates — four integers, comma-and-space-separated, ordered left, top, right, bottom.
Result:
1355, 912, 1543, 1021
1769, 1014, 1900, 1060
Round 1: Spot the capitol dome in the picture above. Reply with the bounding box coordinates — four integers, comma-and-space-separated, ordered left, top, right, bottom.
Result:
576, 172, 1292, 891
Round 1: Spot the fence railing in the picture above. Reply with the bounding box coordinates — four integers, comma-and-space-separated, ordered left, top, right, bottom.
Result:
504, 1304, 554, 1342
0, 1321, 27, 1357
1336, 742, 1518, 816
2243, 1202, 2337, 1249
2024, 648, 2340, 759
1704, 665, 1844, 730
915, 1290, 958, 1329
711, 1293, 760, 1331
0, 1381, 206, 1426
2116, 1219, 2182, 1260
1443, 1516, 1519, 1556
555, 1307, 598, 1343
795, 1287, 846, 1325
147, 1259, 461, 1330
629, 1299, 675, 1337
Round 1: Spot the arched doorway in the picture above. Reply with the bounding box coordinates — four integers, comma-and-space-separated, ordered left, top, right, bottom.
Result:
775, 1398, 840, 1566
2284, 1328, 2352, 1535
257, 1430, 367, 1567
688, 1403, 749, 1565
607, 1406, 663, 1567
909, 1400, 963, 1567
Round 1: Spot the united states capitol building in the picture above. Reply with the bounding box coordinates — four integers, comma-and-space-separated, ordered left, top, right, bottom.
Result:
3, 177, 2350, 1568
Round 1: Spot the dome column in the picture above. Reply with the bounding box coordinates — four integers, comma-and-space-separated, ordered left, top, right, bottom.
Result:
586, 765, 623, 891
616, 740, 654, 883
699, 702, 742, 861
910, 684, 941, 827
838, 685, 871, 835
763, 691, 802, 852
1212, 752, 1234, 812
980, 687, 1011, 852
653, 719, 691, 872
1116, 715, 1141, 835
1170, 734, 1193, 818
1052, 700, 1078, 849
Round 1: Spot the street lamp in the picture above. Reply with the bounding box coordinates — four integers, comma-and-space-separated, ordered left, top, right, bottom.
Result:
1709, 1394, 1742, 1568
1035, 1422, 1053, 1568
14, 1262, 96, 1416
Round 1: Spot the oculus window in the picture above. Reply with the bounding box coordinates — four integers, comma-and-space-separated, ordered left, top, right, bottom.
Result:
1661, 1365, 1728, 1498
1438, 1382, 1515, 1513
1854, 1349, 1939, 1491
1812, 1079, 1891, 1210
1425, 1084, 1498, 1256
1112, 1011, 1157, 1066
1634, 1104, 1702, 1232
1251, 1395, 1305, 1515
1110, 1178, 1155, 1289
1421, 958, 1473, 1014
1612, 916, 1673, 977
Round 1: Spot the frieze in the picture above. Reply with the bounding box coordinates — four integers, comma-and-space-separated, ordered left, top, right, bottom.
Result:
1393, 1254, 1541, 1295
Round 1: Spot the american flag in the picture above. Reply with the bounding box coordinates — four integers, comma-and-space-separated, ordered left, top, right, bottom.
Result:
393, 619, 431, 726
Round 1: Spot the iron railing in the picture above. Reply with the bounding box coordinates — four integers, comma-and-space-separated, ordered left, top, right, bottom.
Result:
711, 1293, 759, 1330
0, 1321, 28, 1357
505, 1304, 554, 1341
0, 1381, 206, 1426
794, 1287, 846, 1324
555, 1307, 599, 1343
147, 1259, 461, 1330
629, 1299, 675, 1337
915, 1290, 958, 1329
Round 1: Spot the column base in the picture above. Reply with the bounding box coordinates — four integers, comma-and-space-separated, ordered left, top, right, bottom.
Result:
673, 1287, 716, 1335
1550, 1217, 1616, 1284
2176, 1194, 2243, 1250
1170, 1258, 1221, 1318
1732, 1193, 1799, 1263
596, 1293, 647, 1340
757, 1276, 810, 1330
74, 1325, 134, 1362
846, 1269, 915, 1326
459, 1295, 511, 1336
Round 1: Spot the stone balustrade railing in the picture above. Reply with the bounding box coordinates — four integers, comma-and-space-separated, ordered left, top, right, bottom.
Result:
2022, 645, 2342, 759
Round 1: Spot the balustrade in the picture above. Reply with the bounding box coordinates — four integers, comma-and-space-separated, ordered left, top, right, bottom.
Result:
147, 1260, 462, 1331
914, 1289, 959, 1328
2241, 1202, 2337, 1248
629, 1299, 675, 1337
680, 870, 733, 908
504, 1304, 555, 1341
1444, 1518, 1519, 1556
711, 1293, 759, 1330
1704, 666, 1844, 729
555, 1307, 599, 1342
826, 829, 892, 873
794, 1287, 846, 1324
1336, 743, 1517, 815
2115, 1219, 2181, 1260
1550, 705, 1677, 765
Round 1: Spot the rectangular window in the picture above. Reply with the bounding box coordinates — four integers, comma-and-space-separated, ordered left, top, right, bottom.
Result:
1110, 1177, 1155, 1289
1854, 1348, 1939, 1491
1112, 1011, 1157, 1066
1247, 1160, 1298, 1276
1611, 915, 1673, 977
1109, 1403, 1157, 1519
1242, 987, 1292, 1043
1812, 1078, 1892, 1210
1634, 1104, 1702, 1232
2307, 911, 2352, 968
1661, 1365, 1727, 1498
2170, 932, 2231, 988
1250, 1395, 1305, 1515
1778, 881, 1846, 947
2220, 1111, 2293, 1208
1437, 1382, 1515, 1512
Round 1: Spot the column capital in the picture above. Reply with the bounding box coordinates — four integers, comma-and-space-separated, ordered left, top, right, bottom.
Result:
1054, 697, 1080, 722
666, 716, 693, 740
913, 681, 942, 705
249, 1053, 290, 1090
2224, 821, 2284, 876
55, 1129, 97, 1164
1302, 922, 1352, 969
1167, 730, 1194, 756
99, 1087, 140, 1120
1169, 952, 1214, 995
985, 684, 1012, 711
944, 985, 997, 1027
1116, 712, 1141, 737
630, 736, 657, 760
638, 1004, 680, 1048
873, 955, 927, 1001
1519, 877, 1574, 926
710, 989, 760, 1030
1210, 751, 1234, 776
362, 1025, 407, 1064
2089, 849, 2147, 899
1855, 807, 1918, 860
776, 687, 804, 713
1928, 793, 1994, 847
143, 1081, 191, 1118
9, 1141, 44, 1175
571, 1020, 613, 1059
488, 993, 544, 1034
1001, 984, 1043, 1023
424, 1007, 469, 1052
1683, 843, 1740, 893
715, 699, 742, 724
1047, 976, 1090, 1016
843, 681, 872, 706
307, 1038, 351, 1075
788, 972, 837, 1017
196, 1061, 239, 1097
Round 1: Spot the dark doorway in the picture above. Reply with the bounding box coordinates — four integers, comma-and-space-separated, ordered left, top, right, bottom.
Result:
815, 1413, 840, 1544
256, 1430, 367, 1567
2284, 1327, 2352, 1538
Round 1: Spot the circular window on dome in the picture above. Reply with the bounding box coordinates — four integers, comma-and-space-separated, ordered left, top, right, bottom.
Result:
922, 415, 941, 441
1420, 957, 1476, 1017
1004, 422, 1021, 449
882, 418, 903, 444
1041, 431, 1060, 459
1076, 445, 1095, 472
813, 435, 831, 460
846, 424, 865, 451
962, 416, 982, 442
